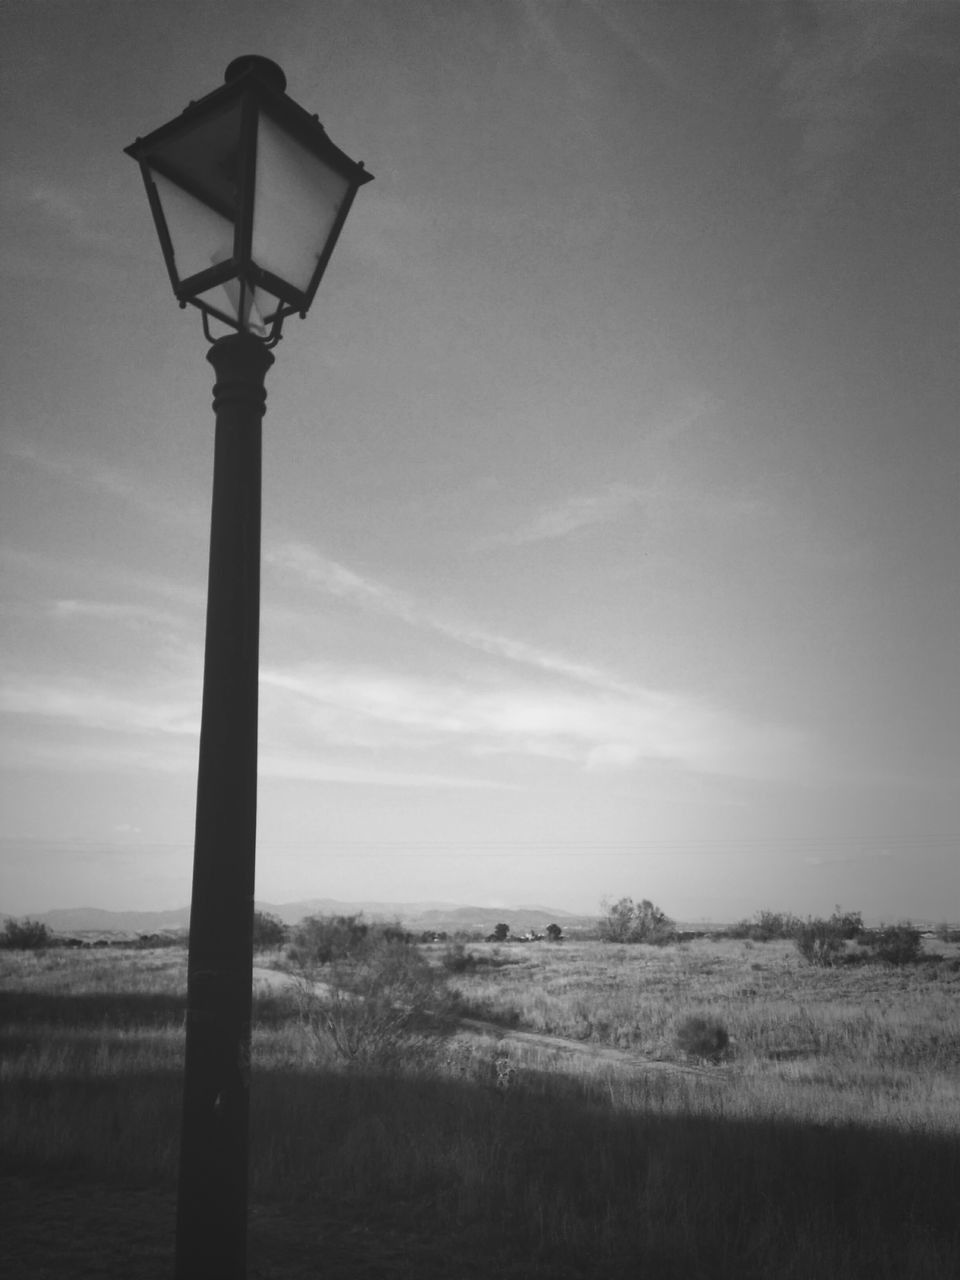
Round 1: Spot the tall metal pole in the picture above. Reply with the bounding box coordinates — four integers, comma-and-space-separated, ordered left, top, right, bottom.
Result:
175, 332, 274, 1280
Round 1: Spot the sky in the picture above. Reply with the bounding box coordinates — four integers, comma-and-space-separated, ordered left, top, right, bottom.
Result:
1, 0, 957, 924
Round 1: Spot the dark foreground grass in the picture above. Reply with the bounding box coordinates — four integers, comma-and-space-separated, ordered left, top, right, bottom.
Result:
2, 954, 959, 1278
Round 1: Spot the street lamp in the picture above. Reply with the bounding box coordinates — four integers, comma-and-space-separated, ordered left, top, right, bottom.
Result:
125, 57, 372, 1280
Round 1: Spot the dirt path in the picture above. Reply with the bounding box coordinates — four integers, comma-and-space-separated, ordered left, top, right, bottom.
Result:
455, 1015, 725, 1078
252, 967, 725, 1082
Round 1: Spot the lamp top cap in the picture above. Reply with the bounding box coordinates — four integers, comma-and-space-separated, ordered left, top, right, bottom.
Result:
224, 56, 287, 93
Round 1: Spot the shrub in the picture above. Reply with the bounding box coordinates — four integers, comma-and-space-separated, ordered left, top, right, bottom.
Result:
133, 931, 185, 949
288, 913, 371, 966
795, 920, 846, 967
829, 906, 864, 940
293, 935, 453, 1067
598, 897, 675, 945
546, 923, 563, 942
729, 910, 802, 941
252, 911, 286, 952
870, 923, 923, 966
794, 907, 865, 966
440, 941, 476, 973
674, 1015, 729, 1062
1, 917, 52, 950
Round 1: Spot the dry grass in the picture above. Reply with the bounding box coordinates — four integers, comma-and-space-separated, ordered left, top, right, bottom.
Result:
1, 937, 959, 1278
444, 936, 960, 1131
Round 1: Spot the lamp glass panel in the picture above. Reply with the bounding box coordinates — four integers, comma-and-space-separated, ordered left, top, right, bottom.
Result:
251, 113, 352, 292
194, 279, 278, 336
146, 100, 244, 221
150, 168, 236, 285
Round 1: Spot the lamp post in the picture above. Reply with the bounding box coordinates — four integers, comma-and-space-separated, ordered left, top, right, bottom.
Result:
125, 57, 372, 1279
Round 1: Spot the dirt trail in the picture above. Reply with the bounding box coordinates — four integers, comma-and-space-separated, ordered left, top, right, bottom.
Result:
252, 967, 725, 1082
455, 1015, 725, 1078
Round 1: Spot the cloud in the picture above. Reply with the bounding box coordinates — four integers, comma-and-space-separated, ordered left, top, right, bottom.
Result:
577, 0, 688, 95
265, 540, 810, 779
472, 394, 716, 550
0, 546, 205, 611
260, 656, 804, 782
0, 675, 199, 739
2, 173, 118, 251
518, 0, 685, 103
257, 750, 509, 791
764, 0, 924, 211
0, 171, 138, 284
267, 539, 642, 695
478, 481, 645, 548
4, 440, 208, 534
265, 542, 419, 622
46, 598, 185, 632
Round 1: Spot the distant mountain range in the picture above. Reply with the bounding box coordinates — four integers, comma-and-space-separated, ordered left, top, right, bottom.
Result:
14, 898, 599, 937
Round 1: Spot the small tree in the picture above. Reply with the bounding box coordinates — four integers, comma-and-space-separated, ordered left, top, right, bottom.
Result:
293, 934, 453, 1067
599, 897, 674, 945
633, 898, 675, 944
795, 919, 845, 967
829, 906, 864, 940
546, 923, 563, 942
288, 913, 370, 966
871, 923, 922, 966
598, 897, 637, 942
1, 918, 51, 950
794, 907, 866, 967
728, 909, 806, 941
252, 910, 286, 952
491, 922, 510, 942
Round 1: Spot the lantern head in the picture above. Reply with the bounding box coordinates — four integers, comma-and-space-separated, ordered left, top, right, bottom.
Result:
125, 57, 373, 343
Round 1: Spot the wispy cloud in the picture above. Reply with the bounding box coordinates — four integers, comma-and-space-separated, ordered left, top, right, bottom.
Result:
473, 394, 715, 550
0, 170, 137, 283
267, 540, 639, 695
765, 0, 924, 212
518, 0, 686, 105
2, 173, 119, 251
577, 0, 688, 95
0, 546, 205, 612
3, 440, 209, 537
0, 675, 199, 739
260, 659, 802, 780
265, 543, 807, 779
46, 598, 186, 631
477, 481, 645, 548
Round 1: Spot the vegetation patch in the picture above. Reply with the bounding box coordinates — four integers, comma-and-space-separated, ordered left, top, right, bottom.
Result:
2, 921, 959, 1278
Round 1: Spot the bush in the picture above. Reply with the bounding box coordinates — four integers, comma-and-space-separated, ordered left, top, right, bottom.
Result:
674, 1015, 729, 1062
829, 907, 864, 940
252, 911, 286, 952
598, 897, 675, 945
133, 932, 185, 949
293, 935, 453, 1067
795, 920, 846, 967
288, 914, 371, 966
440, 941, 476, 973
869, 924, 923, 966
794, 907, 865, 966
1, 917, 52, 950
729, 910, 802, 941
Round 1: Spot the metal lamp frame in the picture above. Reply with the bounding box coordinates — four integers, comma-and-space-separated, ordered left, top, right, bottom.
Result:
125, 56, 373, 344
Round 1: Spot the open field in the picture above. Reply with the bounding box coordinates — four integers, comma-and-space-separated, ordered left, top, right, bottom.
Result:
2, 936, 959, 1278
